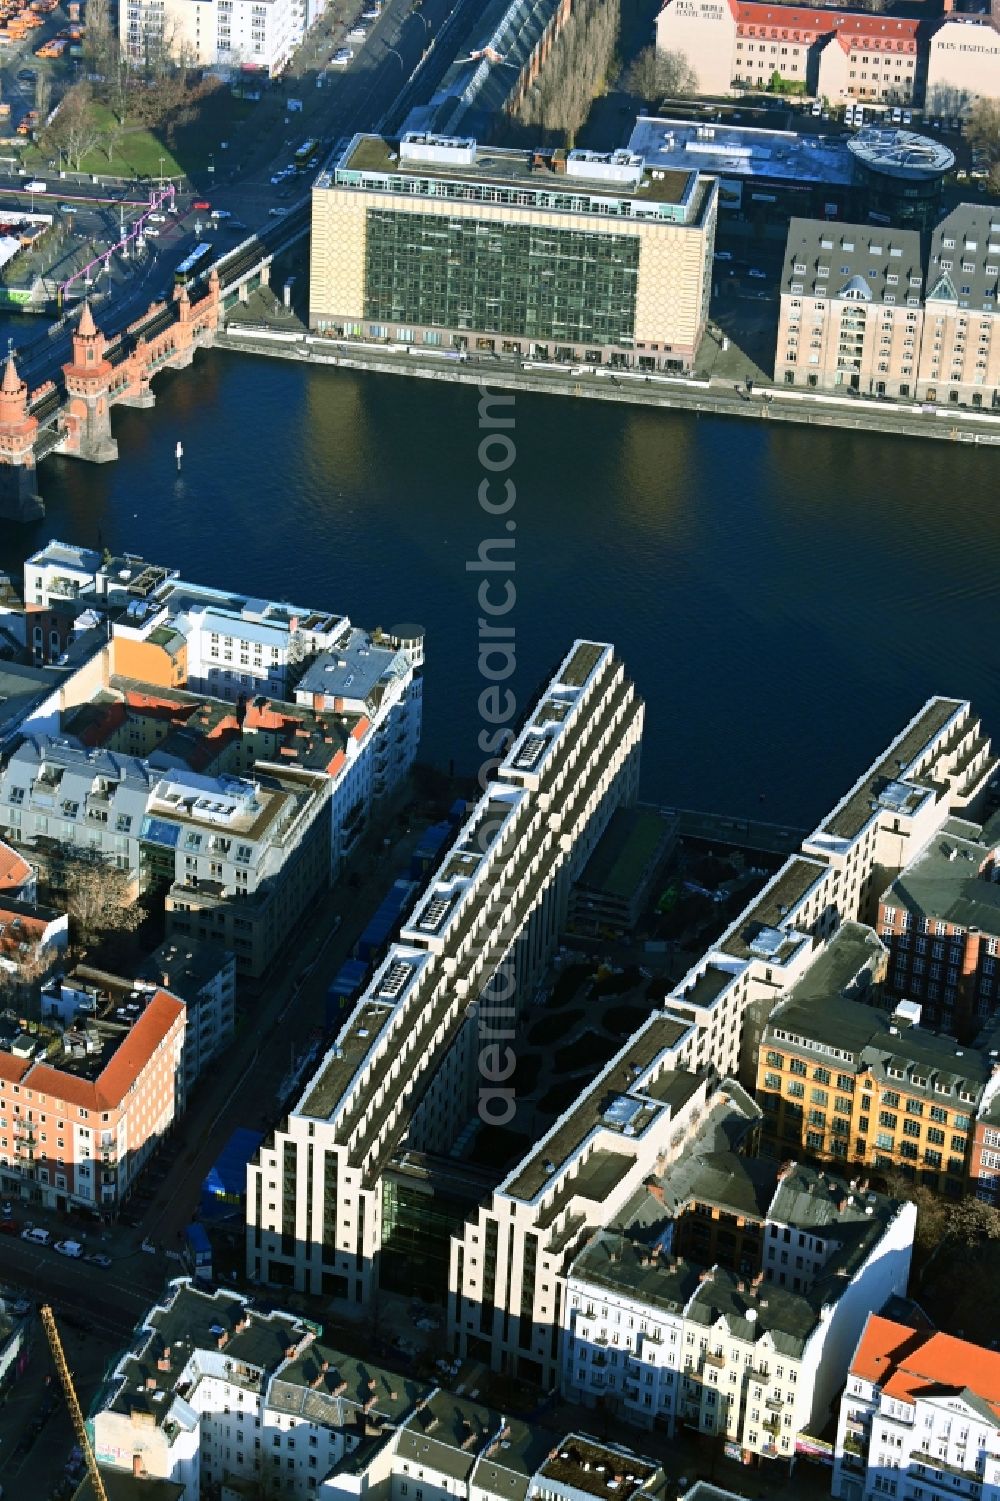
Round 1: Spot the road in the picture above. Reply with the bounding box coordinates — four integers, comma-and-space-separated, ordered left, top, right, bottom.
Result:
0, 0, 484, 392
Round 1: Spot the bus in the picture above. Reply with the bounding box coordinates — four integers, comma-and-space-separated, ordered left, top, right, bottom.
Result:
174, 242, 213, 285
294, 138, 320, 169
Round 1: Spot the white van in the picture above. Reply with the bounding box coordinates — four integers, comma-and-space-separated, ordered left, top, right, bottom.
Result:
22, 1226, 50, 1244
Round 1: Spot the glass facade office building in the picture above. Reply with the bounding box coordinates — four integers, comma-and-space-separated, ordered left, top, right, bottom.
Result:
310, 136, 718, 370
364, 210, 641, 348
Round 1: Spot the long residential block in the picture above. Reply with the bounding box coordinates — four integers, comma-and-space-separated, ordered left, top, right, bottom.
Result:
246, 642, 644, 1306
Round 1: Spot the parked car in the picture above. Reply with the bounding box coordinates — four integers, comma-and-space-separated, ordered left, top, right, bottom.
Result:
55, 1239, 84, 1258
748, 267, 767, 279
714, 249, 733, 262
22, 1226, 50, 1244
83, 1252, 112, 1269
0, 1218, 17, 1235
58, 202, 76, 214
193, 199, 211, 211
331, 46, 354, 64
17, 68, 36, 82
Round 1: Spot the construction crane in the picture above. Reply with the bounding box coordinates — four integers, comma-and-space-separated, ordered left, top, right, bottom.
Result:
40, 1303, 109, 1501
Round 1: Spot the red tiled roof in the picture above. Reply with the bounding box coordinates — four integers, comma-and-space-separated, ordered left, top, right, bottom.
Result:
852, 1314, 1000, 1420
25, 990, 184, 1112
351, 717, 371, 741
0, 1053, 30, 1086
0, 841, 31, 892
735, 2, 918, 45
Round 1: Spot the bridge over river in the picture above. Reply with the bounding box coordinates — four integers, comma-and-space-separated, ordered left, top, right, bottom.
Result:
0, 199, 309, 520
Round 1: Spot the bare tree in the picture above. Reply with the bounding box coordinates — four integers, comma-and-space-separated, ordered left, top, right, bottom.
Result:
105, 40, 133, 125
624, 45, 696, 103
41, 83, 104, 172
514, 0, 621, 144
967, 98, 1000, 164
33, 71, 51, 126
48, 847, 143, 948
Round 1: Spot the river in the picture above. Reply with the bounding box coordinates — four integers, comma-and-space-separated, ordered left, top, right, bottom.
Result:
1, 347, 998, 827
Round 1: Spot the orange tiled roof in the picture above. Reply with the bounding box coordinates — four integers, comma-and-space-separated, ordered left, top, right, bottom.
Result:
0, 841, 31, 892
852, 1314, 1000, 1419
24, 990, 184, 1112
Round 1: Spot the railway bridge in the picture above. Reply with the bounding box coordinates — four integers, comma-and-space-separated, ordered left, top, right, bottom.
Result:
0, 203, 307, 520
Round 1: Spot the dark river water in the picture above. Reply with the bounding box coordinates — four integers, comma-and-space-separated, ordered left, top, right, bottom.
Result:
2, 346, 999, 827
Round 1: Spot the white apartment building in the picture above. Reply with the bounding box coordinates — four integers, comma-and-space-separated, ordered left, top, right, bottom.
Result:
119, 0, 299, 75
246, 641, 645, 1307
564, 1145, 916, 1462
448, 1012, 704, 1386
91, 1279, 665, 1501
833, 1312, 1000, 1501
665, 695, 995, 1089
0, 739, 331, 978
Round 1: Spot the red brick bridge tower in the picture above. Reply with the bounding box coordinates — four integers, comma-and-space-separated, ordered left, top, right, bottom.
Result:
0, 349, 42, 521
60, 301, 118, 463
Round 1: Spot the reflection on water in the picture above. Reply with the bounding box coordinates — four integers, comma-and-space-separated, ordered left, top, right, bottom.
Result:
3, 348, 1000, 826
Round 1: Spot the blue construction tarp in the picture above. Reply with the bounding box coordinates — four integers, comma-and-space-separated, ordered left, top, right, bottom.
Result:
326, 959, 370, 1026
358, 878, 418, 961
411, 821, 452, 879
200, 1128, 263, 1220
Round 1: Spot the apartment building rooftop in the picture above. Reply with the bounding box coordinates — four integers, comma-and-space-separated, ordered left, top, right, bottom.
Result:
851, 1313, 1000, 1419
0, 989, 182, 1110
103, 1280, 308, 1430
328, 134, 705, 217
813, 697, 966, 845
502, 1011, 694, 1203
396, 1390, 504, 1484
781, 920, 885, 1010
144, 764, 317, 846
296, 626, 405, 708
537, 1436, 659, 1501
885, 818, 1000, 935
772, 995, 995, 1105
575, 1163, 904, 1355
781, 216, 923, 302
66, 679, 359, 777
719, 856, 827, 961
928, 203, 1000, 312
138, 938, 232, 996
268, 1338, 426, 1426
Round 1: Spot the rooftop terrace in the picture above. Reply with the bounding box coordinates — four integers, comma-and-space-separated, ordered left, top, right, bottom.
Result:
814, 697, 964, 844
329, 135, 701, 214
538, 1435, 658, 1501
503, 1013, 693, 1202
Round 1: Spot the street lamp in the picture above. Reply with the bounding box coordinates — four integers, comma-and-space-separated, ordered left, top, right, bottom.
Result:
158, 155, 165, 190
385, 44, 404, 70
412, 10, 430, 33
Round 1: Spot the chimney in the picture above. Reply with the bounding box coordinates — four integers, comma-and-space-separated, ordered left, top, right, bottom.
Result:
132, 1454, 146, 1479
645, 1180, 665, 1205
943, 0, 955, 13
217, 1331, 229, 1350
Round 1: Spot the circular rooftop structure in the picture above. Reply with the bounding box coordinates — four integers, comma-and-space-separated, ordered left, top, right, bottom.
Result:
847, 127, 955, 182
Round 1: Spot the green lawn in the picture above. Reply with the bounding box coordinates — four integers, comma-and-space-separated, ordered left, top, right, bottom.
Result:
22, 88, 256, 180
